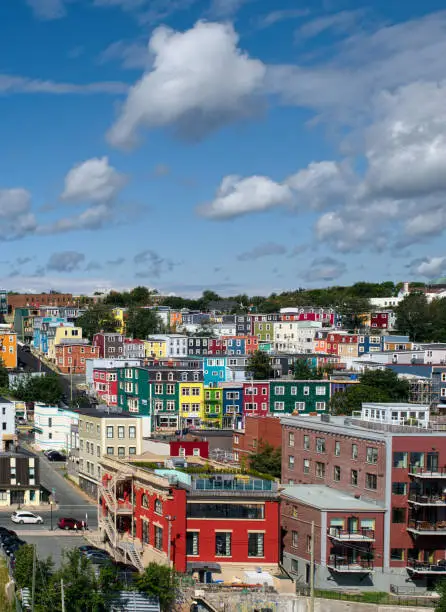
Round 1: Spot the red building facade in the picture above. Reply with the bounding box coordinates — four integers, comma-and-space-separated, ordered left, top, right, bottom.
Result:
280, 408, 446, 592
242, 381, 269, 417
233, 415, 282, 463
170, 440, 209, 459
371, 312, 389, 329
55, 342, 99, 374
207, 339, 227, 355
93, 368, 118, 406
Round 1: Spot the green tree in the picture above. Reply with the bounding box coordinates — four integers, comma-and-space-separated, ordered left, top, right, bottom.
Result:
76, 303, 118, 340
14, 545, 54, 611
330, 385, 392, 416
249, 441, 281, 479
360, 369, 409, 402
0, 359, 9, 389
435, 580, 446, 611
395, 292, 431, 340
246, 351, 273, 380
293, 359, 325, 380
13, 374, 63, 404
135, 562, 179, 612
126, 307, 162, 338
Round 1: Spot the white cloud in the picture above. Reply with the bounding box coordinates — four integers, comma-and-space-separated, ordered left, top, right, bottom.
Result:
297, 10, 366, 40
286, 161, 355, 209
0, 189, 37, 240
26, 0, 66, 20
107, 21, 266, 148
0, 74, 127, 95
99, 40, 149, 69
199, 175, 292, 219
304, 257, 347, 282
38, 204, 113, 235
61, 157, 127, 203
208, 0, 251, 18
256, 9, 309, 29
47, 251, 86, 273
237, 242, 287, 261
409, 256, 446, 278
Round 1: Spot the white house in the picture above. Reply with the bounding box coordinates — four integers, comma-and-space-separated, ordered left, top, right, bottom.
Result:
34, 404, 79, 452
0, 397, 16, 451
148, 334, 188, 357
273, 321, 322, 354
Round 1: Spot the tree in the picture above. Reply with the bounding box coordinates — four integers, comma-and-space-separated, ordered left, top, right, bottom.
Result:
249, 441, 281, 479
126, 307, 162, 338
360, 369, 409, 401
14, 545, 54, 611
395, 292, 431, 340
293, 359, 325, 380
135, 562, 179, 612
330, 385, 391, 416
76, 303, 118, 340
246, 351, 273, 380
13, 374, 63, 404
0, 359, 9, 389
435, 580, 446, 611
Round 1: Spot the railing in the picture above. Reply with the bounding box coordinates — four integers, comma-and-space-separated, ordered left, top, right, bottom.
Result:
118, 541, 144, 572
407, 560, 446, 573
191, 477, 277, 493
101, 515, 118, 547
408, 466, 446, 477
328, 555, 374, 572
407, 520, 446, 532
408, 493, 446, 505
328, 528, 375, 540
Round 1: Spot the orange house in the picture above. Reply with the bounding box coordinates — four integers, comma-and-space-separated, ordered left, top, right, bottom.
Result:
169, 311, 183, 331
0, 329, 17, 369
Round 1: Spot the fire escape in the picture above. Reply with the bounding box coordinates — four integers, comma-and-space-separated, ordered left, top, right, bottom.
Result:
98, 470, 144, 572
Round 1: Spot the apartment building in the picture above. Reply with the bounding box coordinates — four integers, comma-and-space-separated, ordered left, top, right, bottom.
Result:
55, 339, 99, 374
281, 403, 446, 592
33, 404, 79, 452
123, 339, 146, 359
78, 409, 143, 498
0, 451, 41, 507
233, 415, 281, 463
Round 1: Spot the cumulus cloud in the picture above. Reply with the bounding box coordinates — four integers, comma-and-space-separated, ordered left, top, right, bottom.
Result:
26, 0, 66, 20
304, 257, 347, 282
0, 189, 37, 240
38, 204, 113, 235
107, 21, 266, 148
409, 256, 446, 279
237, 242, 287, 261
133, 250, 176, 278
0, 74, 127, 95
47, 251, 86, 273
61, 157, 127, 203
99, 40, 149, 69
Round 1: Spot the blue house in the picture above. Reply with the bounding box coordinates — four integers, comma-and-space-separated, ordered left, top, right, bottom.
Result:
203, 357, 228, 387
358, 334, 382, 355
222, 384, 244, 429
226, 338, 247, 355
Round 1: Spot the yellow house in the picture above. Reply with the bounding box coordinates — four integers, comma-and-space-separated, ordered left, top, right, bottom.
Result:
144, 338, 167, 358
112, 308, 127, 334
179, 382, 204, 429
48, 325, 83, 361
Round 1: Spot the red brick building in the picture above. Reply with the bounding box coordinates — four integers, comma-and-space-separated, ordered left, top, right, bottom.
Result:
233, 415, 281, 463
280, 403, 446, 593
99, 456, 280, 582
55, 340, 99, 374
93, 367, 118, 406
8, 293, 74, 310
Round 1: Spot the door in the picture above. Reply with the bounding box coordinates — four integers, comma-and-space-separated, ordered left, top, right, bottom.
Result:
427, 453, 439, 472
10, 490, 25, 505
348, 517, 358, 534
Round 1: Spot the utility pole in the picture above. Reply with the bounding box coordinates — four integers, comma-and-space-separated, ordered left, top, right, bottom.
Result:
310, 520, 315, 612
31, 544, 36, 612
165, 515, 176, 567
61, 579, 65, 612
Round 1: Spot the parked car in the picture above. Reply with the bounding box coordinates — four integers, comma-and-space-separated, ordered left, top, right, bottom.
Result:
46, 451, 66, 462
11, 511, 43, 525
5, 539, 26, 557
58, 517, 84, 531
78, 545, 100, 553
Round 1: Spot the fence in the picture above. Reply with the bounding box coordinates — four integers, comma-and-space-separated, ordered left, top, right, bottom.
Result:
295, 587, 437, 608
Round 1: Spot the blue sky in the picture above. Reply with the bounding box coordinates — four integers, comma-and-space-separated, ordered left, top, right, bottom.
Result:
1, 0, 446, 296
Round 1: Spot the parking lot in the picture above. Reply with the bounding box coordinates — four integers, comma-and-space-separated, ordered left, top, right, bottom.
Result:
18, 533, 87, 567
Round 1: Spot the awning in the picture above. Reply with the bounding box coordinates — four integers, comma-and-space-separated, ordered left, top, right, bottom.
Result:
2, 434, 17, 441
187, 562, 221, 573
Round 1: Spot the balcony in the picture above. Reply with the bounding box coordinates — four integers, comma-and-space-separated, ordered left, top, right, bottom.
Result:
408, 494, 446, 506
407, 520, 446, 535
328, 555, 374, 573
406, 560, 446, 574
408, 467, 446, 478
327, 528, 375, 542
187, 475, 278, 497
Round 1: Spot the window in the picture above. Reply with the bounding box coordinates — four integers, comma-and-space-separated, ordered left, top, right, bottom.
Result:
141, 494, 149, 509
291, 530, 299, 548
155, 384, 163, 394
274, 401, 285, 411
291, 559, 299, 574
333, 466, 341, 481
248, 533, 264, 557
295, 402, 306, 411
97, 445, 100, 458
316, 462, 325, 478
48, 418, 52, 428
366, 447, 378, 464
186, 531, 199, 556
187, 504, 264, 520
106, 426, 114, 439
118, 426, 125, 439
142, 520, 149, 545
316, 438, 326, 453
393, 452, 408, 468
392, 482, 407, 495
365, 473, 377, 490
306, 535, 312, 553
303, 459, 310, 474
352, 444, 358, 460
351, 469, 358, 486
292, 506, 298, 518
154, 499, 163, 515
215, 532, 231, 557
118, 447, 125, 457
392, 507, 406, 523
154, 526, 163, 550
335, 441, 340, 456
129, 426, 136, 439
303, 435, 310, 450
275, 386, 285, 395
391, 548, 405, 561
288, 456, 295, 469
288, 432, 295, 447
315, 402, 326, 411
315, 386, 326, 395
410, 452, 425, 468
303, 386, 310, 396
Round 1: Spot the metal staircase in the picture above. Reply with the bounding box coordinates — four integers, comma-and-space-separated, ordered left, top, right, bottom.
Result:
118, 541, 144, 572
101, 514, 118, 547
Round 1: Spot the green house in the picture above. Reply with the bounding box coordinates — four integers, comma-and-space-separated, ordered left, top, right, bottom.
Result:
203, 386, 223, 428
117, 366, 151, 416
269, 380, 330, 415
253, 321, 274, 343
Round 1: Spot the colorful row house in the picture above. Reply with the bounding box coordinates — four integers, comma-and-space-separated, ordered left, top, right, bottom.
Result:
204, 386, 223, 428
93, 368, 118, 407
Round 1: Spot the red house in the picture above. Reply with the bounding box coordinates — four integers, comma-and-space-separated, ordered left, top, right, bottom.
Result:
242, 381, 269, 417
93, 367, 118, 406
55, 340, 99, 374
208, 338, 227, 355
170, 440, 209, 459
371, 312, 389, 329
99, 456, 280, 582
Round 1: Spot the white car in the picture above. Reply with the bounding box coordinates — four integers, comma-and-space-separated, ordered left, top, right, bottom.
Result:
11, 511, 43, 525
